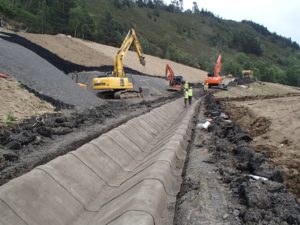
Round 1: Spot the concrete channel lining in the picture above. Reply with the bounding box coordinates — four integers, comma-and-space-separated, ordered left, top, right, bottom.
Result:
0, 98, 199, 225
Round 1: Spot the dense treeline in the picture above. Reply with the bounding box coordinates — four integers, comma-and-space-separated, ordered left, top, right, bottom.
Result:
0, 0, 299, 86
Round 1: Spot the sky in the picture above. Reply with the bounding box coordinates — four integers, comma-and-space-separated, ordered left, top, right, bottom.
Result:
164, 0, 300, 44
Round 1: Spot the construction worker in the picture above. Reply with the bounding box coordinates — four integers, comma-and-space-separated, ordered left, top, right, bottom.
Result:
203, 82, 208, 93
188, 86, 193, 105
184, 81, 189, 90
184, 88, 189, 108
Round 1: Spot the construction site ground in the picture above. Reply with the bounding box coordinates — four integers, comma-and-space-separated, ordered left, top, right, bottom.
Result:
214, 83, 300, 202
0, 30, 300, 225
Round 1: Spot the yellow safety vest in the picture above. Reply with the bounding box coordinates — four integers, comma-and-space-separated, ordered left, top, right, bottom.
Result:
188, 88, 193, 97
184, 90, 189, 99
184, 82, 189, 90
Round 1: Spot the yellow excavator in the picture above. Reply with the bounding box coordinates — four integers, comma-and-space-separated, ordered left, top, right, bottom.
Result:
92, 28, 145, 98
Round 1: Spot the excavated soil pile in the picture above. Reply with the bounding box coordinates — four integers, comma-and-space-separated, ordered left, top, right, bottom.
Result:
203, 94, 300, 225
0, 32, 101, 109
224, 96, 300, 202
0, 94, 180, 186
223, 103, 271, 137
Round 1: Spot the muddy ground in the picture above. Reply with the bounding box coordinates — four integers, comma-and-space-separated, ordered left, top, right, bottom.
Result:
0, 92, 182, 186
224, 96, 300, 202
175, 93, 300, 225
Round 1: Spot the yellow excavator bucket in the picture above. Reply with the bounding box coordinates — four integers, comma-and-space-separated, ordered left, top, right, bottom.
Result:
77, 83, 87, 89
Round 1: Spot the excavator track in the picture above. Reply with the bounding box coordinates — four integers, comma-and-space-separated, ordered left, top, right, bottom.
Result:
114, 90, 142, 99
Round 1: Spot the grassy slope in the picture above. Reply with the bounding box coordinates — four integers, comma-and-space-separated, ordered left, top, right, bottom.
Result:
85, 0, 298, 72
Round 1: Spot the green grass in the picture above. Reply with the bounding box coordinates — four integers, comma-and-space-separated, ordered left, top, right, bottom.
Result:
4, 112, 17, 127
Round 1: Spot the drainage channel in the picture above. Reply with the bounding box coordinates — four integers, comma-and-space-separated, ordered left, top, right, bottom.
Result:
0, 98, 200, 225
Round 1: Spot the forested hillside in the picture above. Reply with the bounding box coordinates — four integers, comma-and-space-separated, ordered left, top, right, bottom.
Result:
0, 0, 299, 86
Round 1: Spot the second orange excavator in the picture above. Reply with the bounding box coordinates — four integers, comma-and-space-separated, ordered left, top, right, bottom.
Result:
204, 54, 222, 87
165, 64, 183, 91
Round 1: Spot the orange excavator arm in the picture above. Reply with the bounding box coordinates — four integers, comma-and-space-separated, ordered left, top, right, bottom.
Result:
165, 64, 174, 84
214, 54, 222, 77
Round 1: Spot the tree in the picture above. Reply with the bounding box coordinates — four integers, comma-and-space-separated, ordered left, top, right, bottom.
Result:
192, 1, 199, 13
68, 5, 94, 39
231, 31, 262, 55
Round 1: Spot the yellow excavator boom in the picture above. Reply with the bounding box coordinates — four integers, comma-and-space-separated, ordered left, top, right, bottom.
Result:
114, 29, 145, 77
93, 28, 145, 95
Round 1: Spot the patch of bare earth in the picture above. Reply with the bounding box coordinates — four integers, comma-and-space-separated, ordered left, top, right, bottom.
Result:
18, 32, 113, 66
0, 77, 54, 127
224, 96, 300, 201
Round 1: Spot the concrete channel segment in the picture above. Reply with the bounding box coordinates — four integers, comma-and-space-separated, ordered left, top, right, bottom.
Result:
0, 98, 199, 225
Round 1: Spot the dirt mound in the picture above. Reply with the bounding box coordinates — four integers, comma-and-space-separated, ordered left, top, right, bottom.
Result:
0, 33, 102, 109
224, 103, 271, 137
203, 94, 300, 224
0, 77, 54, 127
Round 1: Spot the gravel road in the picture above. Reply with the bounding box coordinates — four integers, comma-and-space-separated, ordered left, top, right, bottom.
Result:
0, 33, 102, 109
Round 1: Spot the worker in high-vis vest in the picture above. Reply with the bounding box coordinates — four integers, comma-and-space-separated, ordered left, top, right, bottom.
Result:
184, 88, 189, 108
203, 83, 208, 93
184, 81, 189, 90
188, 86, 193, 105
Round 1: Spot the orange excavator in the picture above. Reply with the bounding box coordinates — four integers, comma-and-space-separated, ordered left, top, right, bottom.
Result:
165, 64, 183, 91
204, 54, 223, 87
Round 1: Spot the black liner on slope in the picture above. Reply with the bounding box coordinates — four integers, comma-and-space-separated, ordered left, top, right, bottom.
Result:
0, 31, 143, 75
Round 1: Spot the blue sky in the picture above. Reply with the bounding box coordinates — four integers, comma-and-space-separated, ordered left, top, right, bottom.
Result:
164, 0, 300, 44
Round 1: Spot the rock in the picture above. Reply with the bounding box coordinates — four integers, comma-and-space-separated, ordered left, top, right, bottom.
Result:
8, 131, 36, 145
223, 213, 229, 219
0, 149, 19, 161
52, 127, 73, 135
37, 126, 52, 137
7, 140, 22, 150
233, 209, 240, 216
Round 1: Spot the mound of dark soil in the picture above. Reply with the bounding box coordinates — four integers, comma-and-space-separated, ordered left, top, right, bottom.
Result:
204, 93, 300, 225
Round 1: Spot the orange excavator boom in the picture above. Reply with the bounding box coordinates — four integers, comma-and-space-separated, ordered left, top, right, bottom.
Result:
165, 64, 174, 82
214, 54, 222, 77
